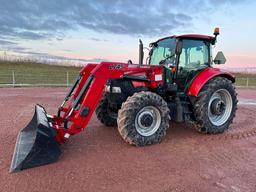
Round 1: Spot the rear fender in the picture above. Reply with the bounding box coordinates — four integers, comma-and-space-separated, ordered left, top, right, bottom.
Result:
187, 67, 235, 97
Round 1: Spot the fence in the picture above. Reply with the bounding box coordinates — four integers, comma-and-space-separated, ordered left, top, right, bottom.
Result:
235, 77, 256, 88
0, 70, 256, 88
0, 70, 78, 87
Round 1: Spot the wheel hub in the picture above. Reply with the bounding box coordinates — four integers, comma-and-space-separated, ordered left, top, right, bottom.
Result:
135, 106, 161, 137
208, 89, 233, 126
140, 114, 154, 127
210, 98, 226, 115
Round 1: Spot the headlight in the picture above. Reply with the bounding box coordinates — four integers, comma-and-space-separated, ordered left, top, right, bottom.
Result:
105, 85, 122, 93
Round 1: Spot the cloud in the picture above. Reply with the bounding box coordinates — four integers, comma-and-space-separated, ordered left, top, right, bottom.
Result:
0, 0, 250, 62
5, 48, 107, 63
0, 0, 247, 42
71, 0, 193, 36
17, 31, 47, 40
0, 39, 17, 45
56, 37, 64, 41
88, 37, 108, 42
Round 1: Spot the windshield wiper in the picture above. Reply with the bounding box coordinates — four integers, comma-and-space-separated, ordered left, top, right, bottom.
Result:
159, 54, 175, 65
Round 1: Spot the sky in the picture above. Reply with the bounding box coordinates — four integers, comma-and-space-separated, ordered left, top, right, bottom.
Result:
0, 0, 255, 68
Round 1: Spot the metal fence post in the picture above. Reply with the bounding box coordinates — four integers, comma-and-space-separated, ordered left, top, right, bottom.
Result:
12, 70, 15, 87
246, 77, 249, 87
66, 71, 69, 87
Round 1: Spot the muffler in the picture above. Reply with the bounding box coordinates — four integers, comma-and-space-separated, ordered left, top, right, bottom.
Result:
10, 104, 61, 173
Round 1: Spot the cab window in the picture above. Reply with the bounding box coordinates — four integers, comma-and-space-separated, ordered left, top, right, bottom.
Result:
179, 40, 210, 69
149, 38, 176, 65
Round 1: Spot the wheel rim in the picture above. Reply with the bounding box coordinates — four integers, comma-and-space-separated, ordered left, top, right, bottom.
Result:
208, 89, 233, 126
135, 106, 161, 136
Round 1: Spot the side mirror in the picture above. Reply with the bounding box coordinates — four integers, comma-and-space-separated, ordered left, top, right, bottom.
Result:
176, 41, 182, 55
214, 51, 226, 64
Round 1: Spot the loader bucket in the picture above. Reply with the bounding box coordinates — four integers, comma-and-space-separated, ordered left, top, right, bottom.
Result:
10, 104, 61, 173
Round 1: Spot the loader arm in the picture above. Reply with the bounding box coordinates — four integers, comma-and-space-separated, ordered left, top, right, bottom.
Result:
53, 62, 164, 143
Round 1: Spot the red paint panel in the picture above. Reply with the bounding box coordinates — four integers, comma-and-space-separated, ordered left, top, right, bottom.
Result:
132, 81, 146, 88
177, 34, 215, 41
187, 67, 235, 97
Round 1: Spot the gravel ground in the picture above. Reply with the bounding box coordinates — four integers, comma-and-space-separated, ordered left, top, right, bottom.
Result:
0, 87, 256, 192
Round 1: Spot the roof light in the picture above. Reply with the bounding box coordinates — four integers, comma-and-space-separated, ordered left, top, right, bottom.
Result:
214, 27, 220, 36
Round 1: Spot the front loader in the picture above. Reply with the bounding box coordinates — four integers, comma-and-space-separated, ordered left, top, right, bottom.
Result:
10, 28, 237, 172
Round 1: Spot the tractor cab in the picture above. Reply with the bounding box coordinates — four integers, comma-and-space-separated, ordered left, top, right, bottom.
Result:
147, 28, 224, 91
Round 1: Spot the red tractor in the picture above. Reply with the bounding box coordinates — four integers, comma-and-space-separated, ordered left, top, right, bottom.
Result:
11, 28, 237, 172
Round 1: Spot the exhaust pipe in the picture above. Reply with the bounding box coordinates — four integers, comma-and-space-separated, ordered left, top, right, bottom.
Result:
139, 39, 144, 65
10, 105, 61, 173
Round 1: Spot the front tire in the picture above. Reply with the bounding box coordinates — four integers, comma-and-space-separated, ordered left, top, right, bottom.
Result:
96, 94, 117, 127
193, 77, 238, 134
117, 91, 170, 146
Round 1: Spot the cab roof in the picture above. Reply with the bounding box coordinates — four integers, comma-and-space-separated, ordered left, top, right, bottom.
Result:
157, 34, 215, 42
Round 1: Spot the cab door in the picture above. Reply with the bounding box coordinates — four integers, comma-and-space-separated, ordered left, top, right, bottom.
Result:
176, 39, 211, 91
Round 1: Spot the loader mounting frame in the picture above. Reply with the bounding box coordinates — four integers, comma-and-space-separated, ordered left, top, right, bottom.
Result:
52, 62, 164, 143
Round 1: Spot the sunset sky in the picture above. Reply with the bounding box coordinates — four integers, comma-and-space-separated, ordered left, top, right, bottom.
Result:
0, 0, 255, 68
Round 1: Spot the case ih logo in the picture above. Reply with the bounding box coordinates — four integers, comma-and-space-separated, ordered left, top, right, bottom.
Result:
109, 63, 124, 70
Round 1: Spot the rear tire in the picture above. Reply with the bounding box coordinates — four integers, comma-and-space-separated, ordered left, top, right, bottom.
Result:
96, 94, 117, 127
193, 77, 238, 134
117, 91, 170, 146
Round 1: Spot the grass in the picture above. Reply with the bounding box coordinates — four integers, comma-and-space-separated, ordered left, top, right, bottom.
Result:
0, 61, 81, 85
0, 61, 255, 87
234, 73, 256, 87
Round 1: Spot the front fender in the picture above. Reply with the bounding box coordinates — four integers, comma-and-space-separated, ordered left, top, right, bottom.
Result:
187, 67, 235, 97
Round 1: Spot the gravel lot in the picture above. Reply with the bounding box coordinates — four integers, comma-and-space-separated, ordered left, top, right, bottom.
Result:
0, 88, 256, 192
